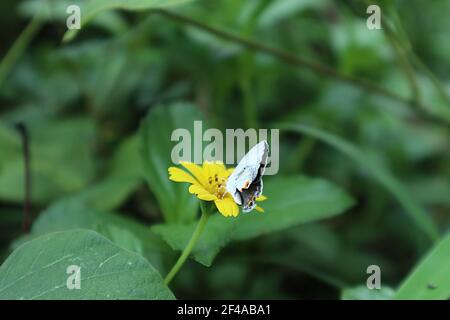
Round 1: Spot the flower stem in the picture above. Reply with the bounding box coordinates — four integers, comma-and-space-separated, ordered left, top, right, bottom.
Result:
164, 207, 210, 285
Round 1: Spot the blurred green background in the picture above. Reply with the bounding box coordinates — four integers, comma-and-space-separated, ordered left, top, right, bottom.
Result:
0, 0, 449, 299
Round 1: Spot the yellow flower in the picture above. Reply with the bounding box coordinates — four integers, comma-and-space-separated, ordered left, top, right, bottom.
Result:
168, 161, 266, 217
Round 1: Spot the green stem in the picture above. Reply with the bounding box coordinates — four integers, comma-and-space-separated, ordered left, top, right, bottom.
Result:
164, 207, 210, 285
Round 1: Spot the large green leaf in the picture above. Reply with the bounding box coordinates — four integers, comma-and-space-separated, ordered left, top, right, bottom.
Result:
395, 233, 450, 300
14, 199, 173, 273
139, 102, 204, 223
0, 229, 174, 300
152, 175, 353, 266
279, 123, 439, 241
63, 0, 196, 42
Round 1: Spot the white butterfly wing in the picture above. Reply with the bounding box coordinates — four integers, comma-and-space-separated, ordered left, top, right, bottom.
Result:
226, 140, 268, 205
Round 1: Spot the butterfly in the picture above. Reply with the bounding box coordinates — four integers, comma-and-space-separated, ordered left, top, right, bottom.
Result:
226, 140, 269, 212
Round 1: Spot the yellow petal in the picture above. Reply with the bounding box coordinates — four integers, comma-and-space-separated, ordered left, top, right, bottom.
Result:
255, 205, 265, 213
202, 161, 217, 178
180, 162, 208, 187
215, 162, 232, 178
168, 167, 198, 184
189, 184, 217, 201
213, 161, 228, 175
204, 161, 226, 176
256, 195, 267, 202
205, 161, 232, 185
215, 196, 239, 217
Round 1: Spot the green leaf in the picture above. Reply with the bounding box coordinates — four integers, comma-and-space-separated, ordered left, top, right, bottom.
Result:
15, 199, 173, 273
0, 229, 174, 300
152, 214, 237, 267
233, 175, 354, 241
152, 175, 353, 266
109, 134, 143, 178
395, 233, 450, 300
73, 175, 141, 212
279, 123, 439, 241
63, 0, 197, 42
341, 286, 395, 300
139, 102, 204, 223
73, 134, 143, 212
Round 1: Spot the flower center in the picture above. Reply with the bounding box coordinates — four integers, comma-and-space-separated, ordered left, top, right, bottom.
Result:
208, 174, 227, 199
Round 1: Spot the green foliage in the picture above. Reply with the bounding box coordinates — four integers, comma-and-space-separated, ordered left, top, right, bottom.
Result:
0, 0, 449, 300
0, 229, 174, 299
